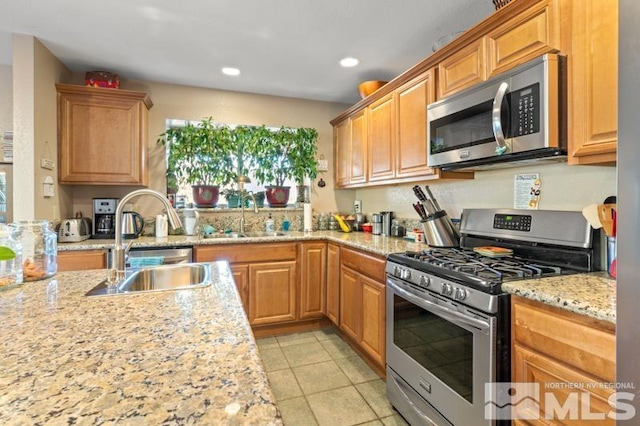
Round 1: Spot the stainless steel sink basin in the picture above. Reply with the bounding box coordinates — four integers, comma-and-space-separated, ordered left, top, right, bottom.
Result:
241, 231, 287, 238
203, 231, 287, 239
86, 263, 213, 297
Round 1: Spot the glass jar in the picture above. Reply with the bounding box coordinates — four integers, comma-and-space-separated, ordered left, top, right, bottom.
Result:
10, 220, 57, 281
328, 213, 338, 231
318, 213, 329, 231
0, 224, 23, 291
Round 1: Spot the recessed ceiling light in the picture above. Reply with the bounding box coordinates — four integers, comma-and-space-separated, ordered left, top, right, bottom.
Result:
339, 57, 359, 68
222, 67, 241, 76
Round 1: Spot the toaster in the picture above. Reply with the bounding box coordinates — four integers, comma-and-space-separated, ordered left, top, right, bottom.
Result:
58, 218, 92, 242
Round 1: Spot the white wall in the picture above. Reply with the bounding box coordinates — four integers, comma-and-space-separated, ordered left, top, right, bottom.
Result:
354, 162, 617, 221
0, 65, 11, 138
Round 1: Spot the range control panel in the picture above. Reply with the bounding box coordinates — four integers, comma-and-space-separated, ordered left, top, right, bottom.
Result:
493, 213, 532, 232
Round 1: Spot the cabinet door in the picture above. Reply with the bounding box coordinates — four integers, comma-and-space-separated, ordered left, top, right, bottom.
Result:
360, 276, 386, 367
367, 94, 396, 182
437, 38, 487, 99
58, 250, 107, 271
326, 243, 340, 325
248, 261, 297, 325
230, 264, 249, 313
486, 0, 561, 77
339, 266, 361, 342
349, 109, 368, 185
56, 84, 151, 185
334, 118, 351, 186
299, 242, 327, 319
568, 0, 618, 165
396, 71, 436, 178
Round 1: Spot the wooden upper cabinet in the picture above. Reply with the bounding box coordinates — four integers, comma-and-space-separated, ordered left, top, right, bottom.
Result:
56, 84, 152, 185
437, 38, 487, 99
334, 118, 351, 186
367, 94, 396, 182
350, 109, 368, 185
396, 71, 436, 178
486, 0, 561, 77
568, 0, 618, 165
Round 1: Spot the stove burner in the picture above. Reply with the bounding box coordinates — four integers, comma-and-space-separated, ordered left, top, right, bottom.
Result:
402, 248, 564, 285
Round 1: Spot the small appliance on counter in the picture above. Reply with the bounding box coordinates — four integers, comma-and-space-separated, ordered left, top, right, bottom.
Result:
380, 211, 394, 236
121, 211, 144, 239
58, 217, 91, 242
92, 198, 119, 239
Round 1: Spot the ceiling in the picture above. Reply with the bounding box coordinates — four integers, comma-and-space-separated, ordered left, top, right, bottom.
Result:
0, 0, 495, 105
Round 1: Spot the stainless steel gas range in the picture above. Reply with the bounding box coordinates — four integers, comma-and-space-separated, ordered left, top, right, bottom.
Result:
385, 208, 600, 426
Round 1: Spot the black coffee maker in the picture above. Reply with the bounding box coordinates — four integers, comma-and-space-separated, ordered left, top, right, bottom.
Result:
92, 198, 119, 238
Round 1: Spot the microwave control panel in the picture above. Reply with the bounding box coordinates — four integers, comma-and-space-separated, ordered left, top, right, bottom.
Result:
511, 83, 540, 137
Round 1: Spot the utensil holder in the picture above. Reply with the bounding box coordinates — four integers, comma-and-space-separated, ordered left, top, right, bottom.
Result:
421, 211, 460, 247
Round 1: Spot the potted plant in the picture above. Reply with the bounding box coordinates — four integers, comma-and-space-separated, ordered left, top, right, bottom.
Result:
157, 117, 236, 207
252, 126, 319, 207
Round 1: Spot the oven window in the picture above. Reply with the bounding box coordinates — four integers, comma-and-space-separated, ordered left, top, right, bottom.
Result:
393, 294, 473, 403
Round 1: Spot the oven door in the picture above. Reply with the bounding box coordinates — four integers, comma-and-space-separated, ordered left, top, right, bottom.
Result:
386, 275, 496, 426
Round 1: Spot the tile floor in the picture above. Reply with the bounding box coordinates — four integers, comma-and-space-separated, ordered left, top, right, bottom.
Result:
256, 328, 410, 426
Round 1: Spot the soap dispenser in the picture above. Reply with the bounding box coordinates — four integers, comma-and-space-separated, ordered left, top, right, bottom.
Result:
265, 213, 275, 232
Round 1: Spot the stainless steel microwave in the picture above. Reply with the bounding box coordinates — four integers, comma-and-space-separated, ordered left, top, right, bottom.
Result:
427, 54, 566, 170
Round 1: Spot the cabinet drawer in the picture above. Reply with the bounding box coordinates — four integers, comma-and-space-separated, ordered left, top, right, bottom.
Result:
512, 298, 615, 382
58, 249, 107, 271
341, 247, 386, 283
194, 242, 297, 263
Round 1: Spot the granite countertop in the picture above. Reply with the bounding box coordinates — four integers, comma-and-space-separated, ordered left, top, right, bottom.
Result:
0, 262, 281, 425
502, 271, 616, 324
57, 230, 425, 257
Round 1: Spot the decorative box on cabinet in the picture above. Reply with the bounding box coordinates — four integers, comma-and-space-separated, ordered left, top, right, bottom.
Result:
56, 84, 152, 185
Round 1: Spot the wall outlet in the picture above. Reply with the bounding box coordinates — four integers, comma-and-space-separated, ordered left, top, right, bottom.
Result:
354, 200, 362, 213
317, 159, 329, 172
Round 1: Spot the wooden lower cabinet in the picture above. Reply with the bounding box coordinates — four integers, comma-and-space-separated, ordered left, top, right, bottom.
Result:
299, 242, 326, 319
326, 243, 341, 325
249, 261, 297, 325
339, 247, 387, 371
511, 296, 616, 425
58, 249, 107, 271
230, 264, 249, 312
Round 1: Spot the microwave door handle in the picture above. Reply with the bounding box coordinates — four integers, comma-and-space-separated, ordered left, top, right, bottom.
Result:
492, 81, 509, 155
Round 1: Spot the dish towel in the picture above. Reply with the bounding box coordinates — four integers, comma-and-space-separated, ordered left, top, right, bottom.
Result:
128, 257, 164, 268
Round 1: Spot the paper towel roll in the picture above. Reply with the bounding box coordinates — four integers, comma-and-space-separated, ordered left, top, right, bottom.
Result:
304, 203, 313, 232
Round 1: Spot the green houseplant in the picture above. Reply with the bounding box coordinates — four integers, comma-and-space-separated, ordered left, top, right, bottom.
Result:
158, 117, 236, 207
252, 126, 319, 207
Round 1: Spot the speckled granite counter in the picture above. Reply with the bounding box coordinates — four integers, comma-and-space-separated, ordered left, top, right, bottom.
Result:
0, 262, 281, 425
57, 231, 424, 257
502, 271, 616, 324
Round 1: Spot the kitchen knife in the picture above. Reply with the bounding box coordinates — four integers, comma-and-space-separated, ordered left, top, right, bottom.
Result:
413, 185, 428, 202
413, 203, 428, 221
424, 185, 442, 211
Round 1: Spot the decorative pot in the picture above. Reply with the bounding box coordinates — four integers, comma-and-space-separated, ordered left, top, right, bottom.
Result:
265, 186, 290, 207
227, 194, 240, 208
192, 185, 219, 207
253, 193, 265, 208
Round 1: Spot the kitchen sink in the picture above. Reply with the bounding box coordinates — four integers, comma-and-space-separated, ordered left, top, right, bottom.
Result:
203, 231, 287, 239
85, 263, 212, 297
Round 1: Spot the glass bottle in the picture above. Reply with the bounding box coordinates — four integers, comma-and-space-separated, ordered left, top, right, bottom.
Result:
0, 224, 23, 291
10, 220, 57, 281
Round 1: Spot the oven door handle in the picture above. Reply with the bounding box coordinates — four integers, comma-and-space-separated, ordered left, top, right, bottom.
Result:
388, 279, 490, 332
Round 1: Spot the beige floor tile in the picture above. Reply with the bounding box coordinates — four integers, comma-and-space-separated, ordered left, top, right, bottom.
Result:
359, 421, 384, 426
356, 379, 396, 418
259, 346, 290, 372
335, 355, 380, 384
312, 327, 341, 341
292, 360, 351, 395
276, 332, 318, 347
381, 414, 411, 426
282, 341, 333, 367
256, 336, 279, 351
306, 386, 378, 426
319, 337, 357, 360
278, 396, 318, 426
267, 369, 303, 401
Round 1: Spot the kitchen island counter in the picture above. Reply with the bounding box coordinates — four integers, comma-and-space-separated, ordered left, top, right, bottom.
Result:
502, 271, 616, 324
0, 262, 281, 425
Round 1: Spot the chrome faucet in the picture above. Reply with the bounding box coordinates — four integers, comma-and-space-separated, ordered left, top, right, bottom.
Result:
107, 189, 182, 285
239, 191, 258, 234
